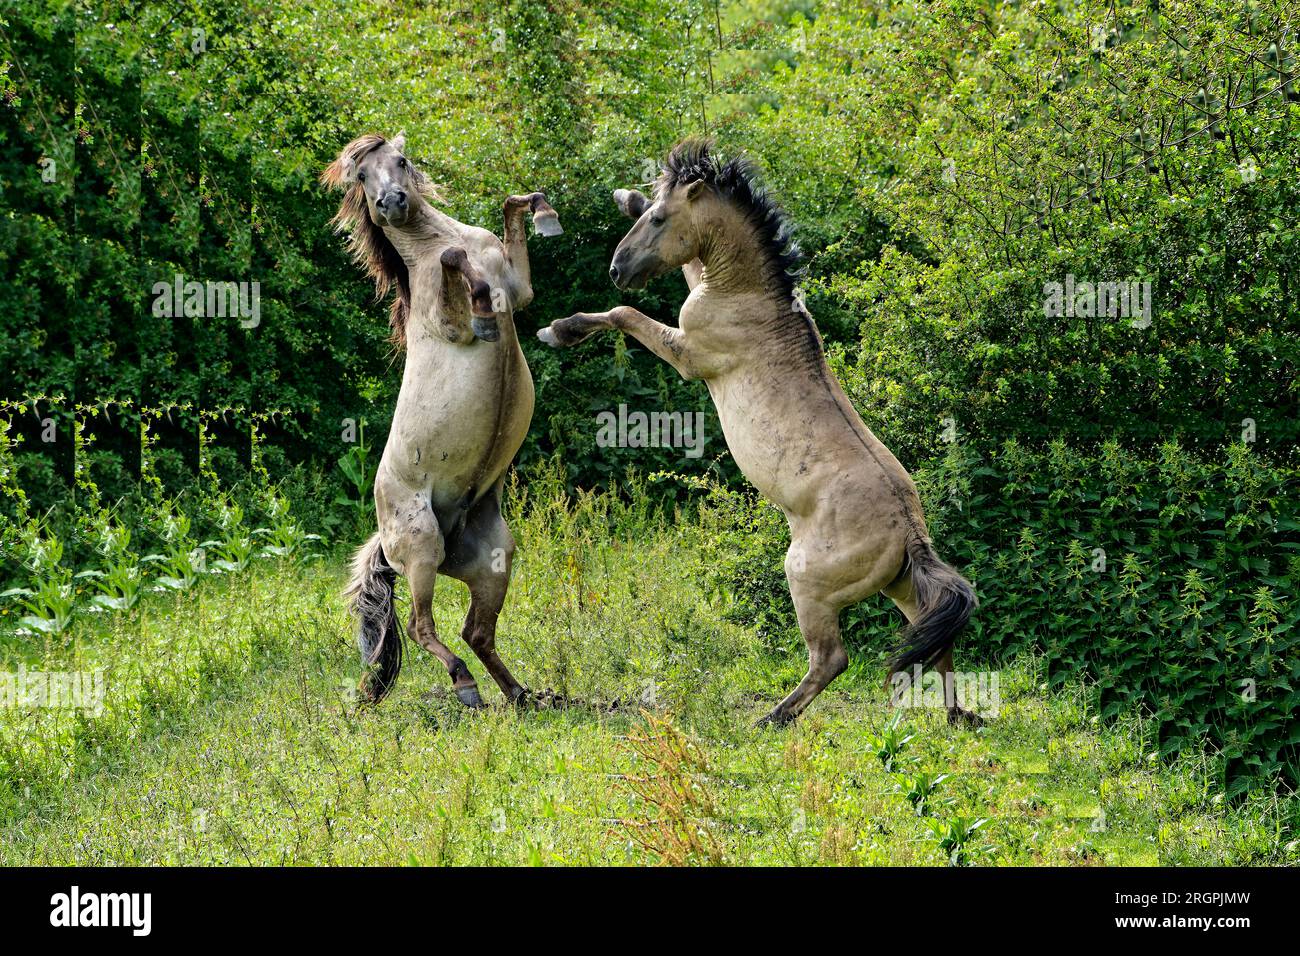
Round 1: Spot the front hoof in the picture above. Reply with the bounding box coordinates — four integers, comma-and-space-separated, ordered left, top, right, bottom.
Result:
947, 707, 983, 728
455, 685, 485, 709
537, 314, 597, 349
533, 210, 563, 237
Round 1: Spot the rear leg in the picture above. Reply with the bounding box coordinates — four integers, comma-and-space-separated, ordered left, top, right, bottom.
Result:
884, 573, 981, 727
756, 552, 849, 727
379, 482, 484, 708
403, 540, 484, 709
934, 646, 981, 728
442, 487, 527, 704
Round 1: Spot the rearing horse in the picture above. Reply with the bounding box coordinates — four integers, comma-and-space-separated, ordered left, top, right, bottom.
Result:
323, 133, 560, 707
540, 140, 980, 727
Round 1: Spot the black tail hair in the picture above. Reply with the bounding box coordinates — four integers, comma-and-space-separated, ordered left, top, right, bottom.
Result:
343, 532, 402, 702
887, 536, 977, 672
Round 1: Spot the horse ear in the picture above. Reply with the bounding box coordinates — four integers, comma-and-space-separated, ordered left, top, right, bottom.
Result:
391, 132, 407, 153
684, 179, 707, 202
613, 188, 649, 219
340, 156, 357, 183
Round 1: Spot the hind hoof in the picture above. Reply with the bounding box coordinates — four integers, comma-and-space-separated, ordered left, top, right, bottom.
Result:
756, 709, 793, 729
948, 707, 983, 728
455, 685, 485, 709
508, 687, 531, 708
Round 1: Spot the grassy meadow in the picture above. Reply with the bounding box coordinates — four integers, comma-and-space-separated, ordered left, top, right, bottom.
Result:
1, 485, 1293, 867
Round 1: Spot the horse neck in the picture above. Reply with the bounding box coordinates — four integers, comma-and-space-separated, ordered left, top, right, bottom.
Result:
382, 210, 510, 350
695, 201, 784, 300
692, 200, 822, 368
382, 204, 459, 260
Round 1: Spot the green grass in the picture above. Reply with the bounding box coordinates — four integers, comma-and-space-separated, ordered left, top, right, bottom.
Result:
1, 491, 1296, 865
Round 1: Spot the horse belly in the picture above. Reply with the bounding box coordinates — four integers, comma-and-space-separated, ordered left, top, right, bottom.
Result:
388, 345, 533, 510
707, 375, 806, 504
708, 371, 871, 519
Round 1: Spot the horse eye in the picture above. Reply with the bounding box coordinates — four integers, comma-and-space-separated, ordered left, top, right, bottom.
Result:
357, 172, 367, 183
650, 214, 665, 226
397, 157, 407, 169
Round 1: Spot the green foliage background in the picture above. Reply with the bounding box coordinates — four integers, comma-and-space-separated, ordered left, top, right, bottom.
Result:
1, 0, 1297, 792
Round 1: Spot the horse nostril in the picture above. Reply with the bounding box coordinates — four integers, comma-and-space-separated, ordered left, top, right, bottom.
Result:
609, 265, 620, 283
394, 191, 407, 208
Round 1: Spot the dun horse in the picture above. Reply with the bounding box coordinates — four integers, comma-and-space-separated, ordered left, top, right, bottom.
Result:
540, 140, 980, 727
324, 133, 560, 706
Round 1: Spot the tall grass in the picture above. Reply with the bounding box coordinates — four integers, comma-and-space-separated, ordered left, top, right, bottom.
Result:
1, 475, 1295, 865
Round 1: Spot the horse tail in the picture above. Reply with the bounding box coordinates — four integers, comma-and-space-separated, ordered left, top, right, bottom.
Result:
343, 532, 402, 703
887, 535, 977, 672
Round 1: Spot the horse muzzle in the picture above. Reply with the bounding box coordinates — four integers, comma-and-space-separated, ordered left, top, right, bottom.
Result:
611, 270, 649, 292
609, 250, 655, 291
375, 190, 409, 226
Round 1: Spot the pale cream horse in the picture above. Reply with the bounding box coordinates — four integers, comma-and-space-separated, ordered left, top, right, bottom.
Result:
539, 140, 980, 726
324, 133, 561, 707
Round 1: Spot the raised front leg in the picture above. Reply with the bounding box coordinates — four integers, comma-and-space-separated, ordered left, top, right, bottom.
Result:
502, 192, 562, 310
441, 246, 499, 342
537, 306, 707, 381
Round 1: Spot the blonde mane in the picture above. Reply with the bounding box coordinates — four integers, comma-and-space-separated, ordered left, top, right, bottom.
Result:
321, 133, 445, 348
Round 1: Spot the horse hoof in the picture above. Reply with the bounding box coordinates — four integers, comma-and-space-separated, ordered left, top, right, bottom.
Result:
533, 211, 563, 237
755, 710, 791, 729
509, 687, 532, 708
948, 707, 983, 728
455, 686, 485, 709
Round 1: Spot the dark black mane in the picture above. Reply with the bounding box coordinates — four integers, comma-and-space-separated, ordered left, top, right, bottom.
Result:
658, 138, 805, 303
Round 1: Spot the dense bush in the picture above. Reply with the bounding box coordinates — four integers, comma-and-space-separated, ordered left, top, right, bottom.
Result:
0, 0, 804, 495
715, 0, 1298, 465
5, 1, 1294, 484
